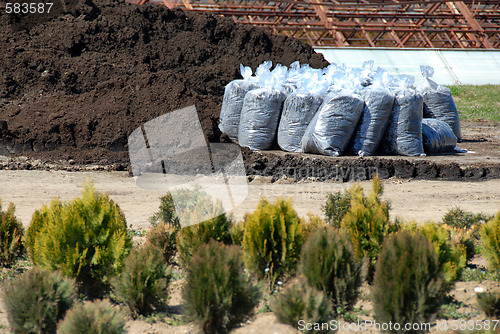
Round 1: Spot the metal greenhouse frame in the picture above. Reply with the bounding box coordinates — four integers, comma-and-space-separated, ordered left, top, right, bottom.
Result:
128, 0, 500, 49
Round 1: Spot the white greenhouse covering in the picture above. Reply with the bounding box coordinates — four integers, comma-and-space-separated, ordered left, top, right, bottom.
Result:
315, 48, 500, 86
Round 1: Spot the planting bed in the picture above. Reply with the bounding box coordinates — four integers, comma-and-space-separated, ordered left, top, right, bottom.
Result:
0, 170, 499, 334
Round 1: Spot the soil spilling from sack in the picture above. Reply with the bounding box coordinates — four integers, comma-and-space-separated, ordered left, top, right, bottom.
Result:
0, 0, 327, 164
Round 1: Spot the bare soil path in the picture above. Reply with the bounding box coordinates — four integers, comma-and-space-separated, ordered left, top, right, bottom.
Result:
0, 170, 498, 228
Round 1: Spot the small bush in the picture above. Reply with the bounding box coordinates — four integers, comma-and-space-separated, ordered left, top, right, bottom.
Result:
149, 193, 180, 229
146, 222, 177, 264
112, 244, 171, 317
340, 175, 395, 279
443, 208, 491, 259
480, 212, 500, 272
27, 182, 133, 298
302, 213, 327, 237
177, 212, 233, 268
230, 221, 245, 246
58, 300, 126, 334
477, 292, 500, 318
299, 226, 362, 312
183, 241, 259, 334
242, 197, 306, 288
0, 200, 25, 267
25, 199, 60, 259
372, 230, 445, 334
167, 186, 234, 267
272, 279, 334, 333
404, 222, 467, 288
323, 190, 351, 228
447, 224, 476, 263
171, 186, 227, 228
443, 207, 492, 231
3, 267, 76, 334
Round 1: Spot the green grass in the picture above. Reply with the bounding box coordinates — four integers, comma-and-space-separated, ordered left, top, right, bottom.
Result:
0, 259, 32, 284
137, 312, 188, 326
437, 299, 479, 320
460, 267, 499, 282
448, 85, 500, 122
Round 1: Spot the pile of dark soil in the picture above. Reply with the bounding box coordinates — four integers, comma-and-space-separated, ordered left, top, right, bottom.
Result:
0, 0, 327, 164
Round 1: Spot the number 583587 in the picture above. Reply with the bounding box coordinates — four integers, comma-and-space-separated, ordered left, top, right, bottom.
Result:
4, 2, 53, 14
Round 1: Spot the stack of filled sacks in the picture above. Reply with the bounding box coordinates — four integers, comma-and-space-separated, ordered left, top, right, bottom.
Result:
218, 61, 461, 157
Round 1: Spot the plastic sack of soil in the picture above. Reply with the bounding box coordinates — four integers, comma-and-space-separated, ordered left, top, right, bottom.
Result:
347, 70, 394, 156
422, 118, 457, 154
238, 63, 287, 150
277, 67, 327, 152
417, 65, 462, 141
379, 75, 426, 156
301, 87, 364, 157
282, 61, 301, 94
218, 63, 266, 141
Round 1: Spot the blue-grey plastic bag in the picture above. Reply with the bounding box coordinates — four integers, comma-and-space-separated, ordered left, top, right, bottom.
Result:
347, 84, 394, 156
301, 89, 364, 156
422, 118, 457, 154
417, 65, 462, 141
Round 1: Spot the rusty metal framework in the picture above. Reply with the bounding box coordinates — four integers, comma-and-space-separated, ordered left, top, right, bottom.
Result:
131, 0, 500, 49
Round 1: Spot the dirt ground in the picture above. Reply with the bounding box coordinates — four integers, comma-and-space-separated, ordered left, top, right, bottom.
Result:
0, 169, 499, 229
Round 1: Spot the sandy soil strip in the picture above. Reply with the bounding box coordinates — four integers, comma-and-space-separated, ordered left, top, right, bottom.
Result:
0, 170, 498, 227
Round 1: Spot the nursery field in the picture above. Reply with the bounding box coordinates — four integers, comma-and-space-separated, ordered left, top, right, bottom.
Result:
1, 1, 500, 333
0, 169, 499, 333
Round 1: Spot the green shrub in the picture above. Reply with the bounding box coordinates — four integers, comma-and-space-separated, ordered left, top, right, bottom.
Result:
3, 267, 76, 334
27, 182, 133, 298
170, 186, 226, 228
58, 299, 126, 334
111, 244, 171, 317
372, 230, 445, 334
443, 207, 492, 231
242, 197, 306, 288
177, 212, 233, 268
340, 175, 395, 279
299, 226, 362, 312
480, 212, 500, 272
404, 221, 467, 288
302, 213, 327, 238
323, 190, 351, 228
272, 279, 334, 333
25, 199, 60, 259
0, 200, 25, 267
149, 193, 180, 229
183, 241, 259, 334
442, 208, 490, 262
448, 224, 476, 263
230, 221, 245, 246
146, 221, 177, 264
477, 292, 500, 318
166, 186, 234, 268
